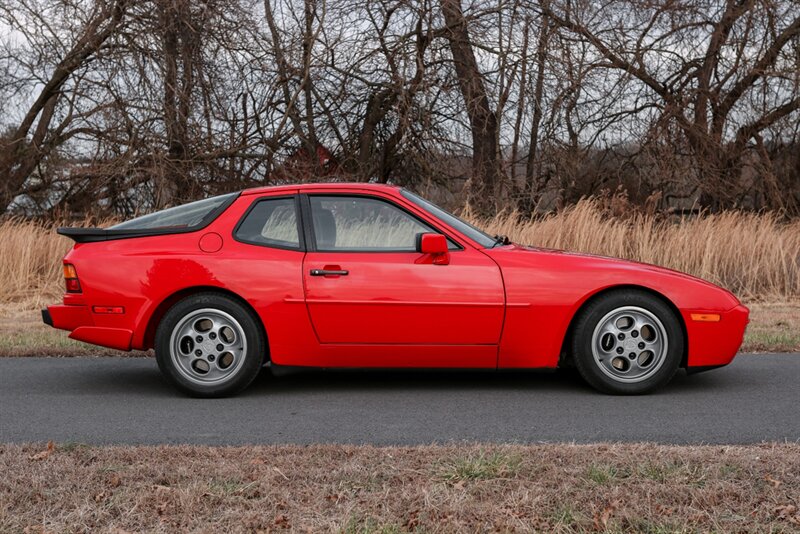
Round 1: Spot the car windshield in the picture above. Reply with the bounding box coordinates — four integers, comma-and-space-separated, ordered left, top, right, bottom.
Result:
400, 189, 497, 248
110, 193, 236, 230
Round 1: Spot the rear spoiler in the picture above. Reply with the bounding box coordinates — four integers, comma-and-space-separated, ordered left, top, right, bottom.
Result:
57, 227, 175, 243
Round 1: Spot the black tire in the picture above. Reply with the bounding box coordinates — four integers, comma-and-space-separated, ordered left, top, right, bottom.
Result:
570, 289, 683, 395
155, 292, 266, 397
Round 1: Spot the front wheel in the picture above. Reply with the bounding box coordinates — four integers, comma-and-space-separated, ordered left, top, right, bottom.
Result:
155, 293, 265, 397
571, 290, 684, 394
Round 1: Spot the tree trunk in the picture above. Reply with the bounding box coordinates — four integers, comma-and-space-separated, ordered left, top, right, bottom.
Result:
160, 0, 202, 208
522, 14, 551, 213
441, 0, 500, 216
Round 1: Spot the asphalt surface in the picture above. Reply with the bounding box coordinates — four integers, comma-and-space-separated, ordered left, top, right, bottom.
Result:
1, 354, 798, 445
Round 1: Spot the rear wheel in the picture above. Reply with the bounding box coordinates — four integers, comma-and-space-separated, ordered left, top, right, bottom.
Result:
155, 293, 265, 397
571, 289, 683, 394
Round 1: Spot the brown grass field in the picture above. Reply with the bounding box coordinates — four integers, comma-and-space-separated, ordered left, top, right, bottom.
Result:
2, 200, 798, 355
2, 199, 800, 305
2, 443, 799, 533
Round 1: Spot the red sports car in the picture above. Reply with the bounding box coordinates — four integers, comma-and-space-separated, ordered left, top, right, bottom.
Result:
44, 183, 749, 397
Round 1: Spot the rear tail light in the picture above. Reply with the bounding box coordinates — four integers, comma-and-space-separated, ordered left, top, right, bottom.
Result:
63, 263, 81, 293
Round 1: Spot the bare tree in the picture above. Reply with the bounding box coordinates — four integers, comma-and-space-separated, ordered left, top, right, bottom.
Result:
0, 0, 798, 218
0, 0, 128, 213
540, 0, 800, 210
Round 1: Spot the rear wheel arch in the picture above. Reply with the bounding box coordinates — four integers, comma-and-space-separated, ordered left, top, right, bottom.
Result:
559, 284, 688, 369
143, 286, 269, 361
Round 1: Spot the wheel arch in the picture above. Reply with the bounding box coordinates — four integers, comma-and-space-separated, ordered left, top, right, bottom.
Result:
142, 286, 270, 362
558, 284, 689, 368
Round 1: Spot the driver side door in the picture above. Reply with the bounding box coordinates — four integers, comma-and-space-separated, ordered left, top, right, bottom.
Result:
301, 192, 505, 367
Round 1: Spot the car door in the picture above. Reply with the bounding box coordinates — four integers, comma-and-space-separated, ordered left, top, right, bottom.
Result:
301, 192, 505, 366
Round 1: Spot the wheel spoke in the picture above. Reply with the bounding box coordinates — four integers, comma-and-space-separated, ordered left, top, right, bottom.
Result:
203, 358, 224, 380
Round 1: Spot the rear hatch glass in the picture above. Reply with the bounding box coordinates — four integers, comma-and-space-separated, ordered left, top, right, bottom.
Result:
111, 193, 237, 230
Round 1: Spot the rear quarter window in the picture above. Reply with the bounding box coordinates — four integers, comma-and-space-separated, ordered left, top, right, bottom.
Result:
234, 197, 302, 250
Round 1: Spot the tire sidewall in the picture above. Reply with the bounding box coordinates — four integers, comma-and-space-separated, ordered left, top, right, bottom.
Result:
155, 293, 265, 397
572, 290, 683, 394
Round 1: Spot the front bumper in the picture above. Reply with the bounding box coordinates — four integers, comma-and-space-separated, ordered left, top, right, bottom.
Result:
43, 304, 133, 351
685, 303, 750, 368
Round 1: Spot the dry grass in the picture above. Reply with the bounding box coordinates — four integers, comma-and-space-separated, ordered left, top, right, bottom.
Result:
2, 442, 799, 532
0, 218, 74, 306
744, 302, 800, 352
2, 201, 799, 306
1, 204, 799, 355
478, 200, 800, 301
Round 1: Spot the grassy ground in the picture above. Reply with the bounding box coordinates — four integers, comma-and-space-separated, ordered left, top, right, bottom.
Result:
2, 443, 799, 532
2, 302, 797, 357
744, 302, 800, 352
0, 305, 136, 357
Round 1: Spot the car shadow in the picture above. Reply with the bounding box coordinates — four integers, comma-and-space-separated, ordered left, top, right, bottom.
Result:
247, 367, 588, 395
239, 364, 732, 398
56, 357, 737, 398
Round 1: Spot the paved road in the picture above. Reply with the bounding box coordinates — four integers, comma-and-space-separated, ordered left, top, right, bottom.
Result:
1, 354, 798, 445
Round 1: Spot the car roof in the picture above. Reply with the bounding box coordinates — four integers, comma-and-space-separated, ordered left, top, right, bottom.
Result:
241, 182, 402, 196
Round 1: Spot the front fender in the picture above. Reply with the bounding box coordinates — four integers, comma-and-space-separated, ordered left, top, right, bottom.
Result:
487, 246, 747, 369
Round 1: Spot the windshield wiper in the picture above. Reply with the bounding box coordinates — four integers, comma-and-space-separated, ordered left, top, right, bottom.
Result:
492, 234, 511, 247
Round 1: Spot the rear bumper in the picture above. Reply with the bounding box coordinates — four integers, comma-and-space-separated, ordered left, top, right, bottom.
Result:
44, 304, 93, 332
41, 308, 53, 327
43, 304, 133, 351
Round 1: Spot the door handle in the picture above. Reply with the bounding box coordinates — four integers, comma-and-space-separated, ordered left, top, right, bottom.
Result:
310, 269, 349, 276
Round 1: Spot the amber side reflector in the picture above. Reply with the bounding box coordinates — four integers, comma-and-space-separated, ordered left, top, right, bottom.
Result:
93, 306, 124, 314
691, 313, 721, 322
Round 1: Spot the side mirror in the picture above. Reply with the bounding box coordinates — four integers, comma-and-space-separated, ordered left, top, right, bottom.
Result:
417, 233, 448, 254
416, 233, 450, 265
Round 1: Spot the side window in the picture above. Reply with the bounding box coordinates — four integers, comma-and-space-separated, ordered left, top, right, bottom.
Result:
235, 197, 301, 249
309, 195, 450, 251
